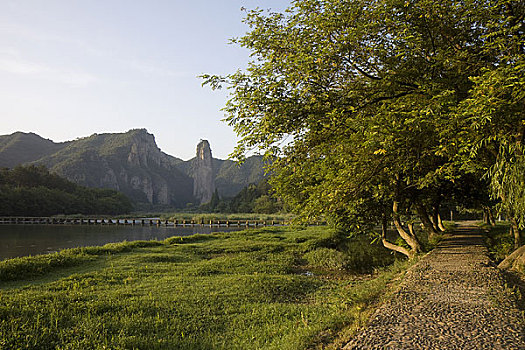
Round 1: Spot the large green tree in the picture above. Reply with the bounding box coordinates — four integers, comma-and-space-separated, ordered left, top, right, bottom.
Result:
456, 0, 524, 249
204, 0, 496, 258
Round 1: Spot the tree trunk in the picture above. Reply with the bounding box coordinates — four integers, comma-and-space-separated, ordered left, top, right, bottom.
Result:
380, 214, 411, 258
431, 205, 445, 232
437, 213, 446, 231
482, 207, 494, 226
487, 207, 496, 226
510, 217, 521, 249
407, 222, 415, 236
429, 212, 438, 231
498, 245, 525, 270
393, 201, 422, 257
429, 206, 440, 232
415, 200, 439, 239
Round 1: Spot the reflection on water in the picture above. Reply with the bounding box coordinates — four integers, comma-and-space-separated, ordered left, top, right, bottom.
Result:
0, 225, 244, 261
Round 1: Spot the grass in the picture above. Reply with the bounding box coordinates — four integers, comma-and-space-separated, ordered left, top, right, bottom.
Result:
481, 222, 517, 263
0, 226, 409, 349
164, 212, 296, 222
481, 222, 525, 318
44, 212, 295, 222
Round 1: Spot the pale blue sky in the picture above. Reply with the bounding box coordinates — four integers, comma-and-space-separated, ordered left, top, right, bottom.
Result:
0, 0, 289, 159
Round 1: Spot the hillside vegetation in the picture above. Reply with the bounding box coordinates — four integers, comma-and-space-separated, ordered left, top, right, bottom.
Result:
0, 132, 67, 168
0, 165, 133, 216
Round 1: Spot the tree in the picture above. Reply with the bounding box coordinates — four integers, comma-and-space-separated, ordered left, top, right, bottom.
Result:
204, 0, 495, 258
253, 195, 277, 214
0, 166, 133, 216
456, 1, 525, 249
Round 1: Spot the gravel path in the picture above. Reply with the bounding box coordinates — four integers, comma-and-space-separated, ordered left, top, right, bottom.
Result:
344, 222, 525, 349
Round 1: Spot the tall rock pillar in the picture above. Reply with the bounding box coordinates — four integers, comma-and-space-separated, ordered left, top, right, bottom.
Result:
193, 140, 215, 204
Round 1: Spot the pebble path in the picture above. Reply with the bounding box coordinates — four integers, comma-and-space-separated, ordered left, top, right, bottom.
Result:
344, 222, 525, 349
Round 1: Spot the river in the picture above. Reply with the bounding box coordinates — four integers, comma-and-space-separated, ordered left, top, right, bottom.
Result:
0, 224, 244, 261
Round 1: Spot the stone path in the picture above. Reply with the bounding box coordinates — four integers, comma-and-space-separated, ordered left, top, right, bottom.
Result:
344, 222, 525, 349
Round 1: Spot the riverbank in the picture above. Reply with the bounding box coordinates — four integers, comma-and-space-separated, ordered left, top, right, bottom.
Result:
0, 226, 409, 349
0, 224, 246, 261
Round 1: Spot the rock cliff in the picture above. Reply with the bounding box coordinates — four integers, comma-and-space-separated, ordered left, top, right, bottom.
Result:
30, 129, 194, 207
192, 140, 215, 204
0, 129, 267, 208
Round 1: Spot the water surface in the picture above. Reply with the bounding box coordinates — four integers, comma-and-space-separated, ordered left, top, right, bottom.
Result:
0, 224, 244, 260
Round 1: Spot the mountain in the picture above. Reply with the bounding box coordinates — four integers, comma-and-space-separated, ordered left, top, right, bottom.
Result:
213, 156, 266, 198
33, 129, 194, 207
181, 140, 268, 203
0, 129, 266, 208
0, 132, 68, 168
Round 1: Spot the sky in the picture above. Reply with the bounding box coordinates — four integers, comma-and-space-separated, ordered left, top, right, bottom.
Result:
0, 0, 289, 160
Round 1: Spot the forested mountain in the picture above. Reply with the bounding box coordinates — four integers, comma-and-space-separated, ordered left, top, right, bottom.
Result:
0, 132, 67, 168
213, 156, 266, 198
0, 165, 132, 216
0, 129, 266, 208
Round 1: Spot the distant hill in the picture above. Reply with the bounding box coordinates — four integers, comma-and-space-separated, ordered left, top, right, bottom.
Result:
0, 165, 133, 216
213, 156, 266, 198
0, 132, 68, 168
0, 129, 266, 208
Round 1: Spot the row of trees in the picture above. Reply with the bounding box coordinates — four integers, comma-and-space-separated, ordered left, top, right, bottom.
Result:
0, 165, 133, 216
204, 0, 525, 258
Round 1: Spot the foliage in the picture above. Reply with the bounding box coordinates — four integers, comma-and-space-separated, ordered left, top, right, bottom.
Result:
0, 165, 133, 216
484, 222, 518, 262
0, 226, 408, 349
254, 194, 280, 214
229, 179, 282, 213
454, 2, 525, 233
459, 61, 525, 226
203, 0, 502, 257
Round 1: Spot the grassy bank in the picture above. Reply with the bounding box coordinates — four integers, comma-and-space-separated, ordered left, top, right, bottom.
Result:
0, 226, 408, 349
163, 212, 295, 222
482, 222, 516, 263
43, 212, 295, 222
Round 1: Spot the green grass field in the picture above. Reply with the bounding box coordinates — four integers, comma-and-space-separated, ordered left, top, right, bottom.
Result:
0, 226, 409, 349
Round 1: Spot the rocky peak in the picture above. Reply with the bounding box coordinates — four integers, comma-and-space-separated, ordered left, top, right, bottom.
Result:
127, 129, 163, 168
196, 140, 212, 162
193, 140, 215, 204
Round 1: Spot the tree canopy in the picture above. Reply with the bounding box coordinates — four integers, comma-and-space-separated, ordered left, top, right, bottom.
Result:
0, 165, 133, 216
204, 0, 525, 258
